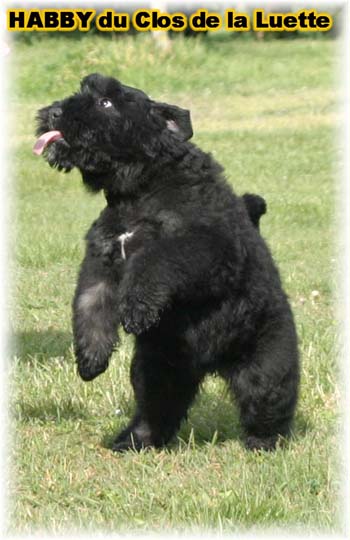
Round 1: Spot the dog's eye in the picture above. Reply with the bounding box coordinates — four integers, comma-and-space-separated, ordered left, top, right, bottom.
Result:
99, 98, 113, 109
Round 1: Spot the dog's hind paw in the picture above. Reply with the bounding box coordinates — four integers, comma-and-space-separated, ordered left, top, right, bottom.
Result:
245, 434, 278, 452
111, 438, 146, 453
112, 428, 151, 453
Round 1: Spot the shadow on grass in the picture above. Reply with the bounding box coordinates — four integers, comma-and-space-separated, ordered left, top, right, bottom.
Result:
293, 410, 315, 438
101, 391, 243, 451
101, 392, 312, 453
16, 398, 89, 423
13, 330, 312, 447
178, 390, 242, 446
12, 329, 73, 362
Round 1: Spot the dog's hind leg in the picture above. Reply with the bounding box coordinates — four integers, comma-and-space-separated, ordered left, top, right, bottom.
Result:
73, 251, 120, 381
112, 339, 201, 451
226, 314, 299, 451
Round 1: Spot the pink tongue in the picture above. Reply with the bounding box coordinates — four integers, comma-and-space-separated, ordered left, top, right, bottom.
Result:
33, 130, 63, 156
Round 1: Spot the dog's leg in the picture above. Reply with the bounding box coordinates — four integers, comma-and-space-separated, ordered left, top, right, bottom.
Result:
228, 316, 299, 451
112, 341, 201, 451
119, 229, 237, 335
73, 251, 121, 381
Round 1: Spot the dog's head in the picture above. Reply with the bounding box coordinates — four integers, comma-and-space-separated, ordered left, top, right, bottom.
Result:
34, 73, 193, 191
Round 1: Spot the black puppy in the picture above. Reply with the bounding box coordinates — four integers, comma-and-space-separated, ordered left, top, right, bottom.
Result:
35, 74, 299, 452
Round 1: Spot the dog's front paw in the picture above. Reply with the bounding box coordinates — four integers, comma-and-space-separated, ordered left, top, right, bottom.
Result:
75, 340, 114, 381
119, 299, 161, 335
119, 287, 163, 335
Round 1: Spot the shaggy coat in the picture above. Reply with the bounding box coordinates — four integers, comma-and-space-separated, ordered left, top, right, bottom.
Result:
35, 74, 299, 451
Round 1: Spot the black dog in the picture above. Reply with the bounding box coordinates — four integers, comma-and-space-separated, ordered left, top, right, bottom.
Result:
34, 74, 299, 452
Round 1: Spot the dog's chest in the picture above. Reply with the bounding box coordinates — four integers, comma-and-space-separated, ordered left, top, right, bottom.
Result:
117, 230, 134, 260
90, 204, 184, 263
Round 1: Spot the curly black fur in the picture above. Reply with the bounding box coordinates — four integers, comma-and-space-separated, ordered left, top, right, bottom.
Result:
36, 73, 299, 452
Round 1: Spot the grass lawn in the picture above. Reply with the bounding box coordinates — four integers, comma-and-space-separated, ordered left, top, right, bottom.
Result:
8, 33, 342, 534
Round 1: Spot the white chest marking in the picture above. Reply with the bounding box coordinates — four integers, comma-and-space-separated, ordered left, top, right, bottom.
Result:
117, 231, 134, 260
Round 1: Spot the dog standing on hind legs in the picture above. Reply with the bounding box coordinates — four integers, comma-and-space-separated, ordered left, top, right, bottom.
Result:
34, 73, 299, 452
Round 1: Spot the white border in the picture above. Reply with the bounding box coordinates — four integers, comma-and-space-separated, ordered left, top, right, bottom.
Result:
340, 0, 350, 537
0, 2, 10, 539
1, 1, 349, 539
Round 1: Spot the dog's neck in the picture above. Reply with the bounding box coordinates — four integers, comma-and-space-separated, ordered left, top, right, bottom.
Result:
82, 160, 151, 198
82, 142, 221, 206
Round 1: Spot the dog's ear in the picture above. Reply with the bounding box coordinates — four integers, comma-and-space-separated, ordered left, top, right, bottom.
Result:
151, 102, 193, 141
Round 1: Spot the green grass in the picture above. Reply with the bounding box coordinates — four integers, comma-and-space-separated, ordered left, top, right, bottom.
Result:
9, 33, 342, 534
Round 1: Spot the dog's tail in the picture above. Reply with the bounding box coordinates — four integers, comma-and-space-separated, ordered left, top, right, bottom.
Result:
242, 193, 267, 230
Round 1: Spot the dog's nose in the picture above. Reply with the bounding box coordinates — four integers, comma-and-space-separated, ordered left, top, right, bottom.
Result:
50, 106, 62, 122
